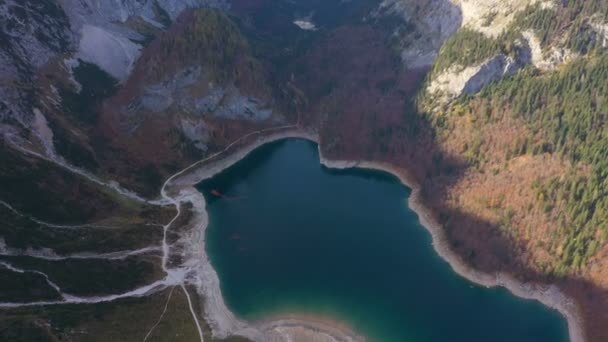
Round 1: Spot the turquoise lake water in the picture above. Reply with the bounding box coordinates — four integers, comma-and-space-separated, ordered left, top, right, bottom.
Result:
199, 139, 569, 341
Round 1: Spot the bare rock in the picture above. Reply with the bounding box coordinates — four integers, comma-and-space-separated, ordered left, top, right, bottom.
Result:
428, 54, 523, 101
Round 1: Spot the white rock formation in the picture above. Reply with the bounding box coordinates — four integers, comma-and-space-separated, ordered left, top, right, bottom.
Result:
522, 30, 577, 71
137, 66, 275, 123
0, 0, 228, 139
180, 118, 210, 151
591, 19, 608, 48
59, 0, 228, 81
454, 0, 554, 37
522, 30, 545, 67
76, 25, 142, 81
428, 54, 522, 100
424, 1, 566, 101
376, 0, 552, 68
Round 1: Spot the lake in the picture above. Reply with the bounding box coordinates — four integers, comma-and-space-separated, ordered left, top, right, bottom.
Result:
199, 139, 569, 341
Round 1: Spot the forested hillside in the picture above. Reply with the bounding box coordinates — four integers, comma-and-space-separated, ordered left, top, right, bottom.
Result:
418, 2, 608, 339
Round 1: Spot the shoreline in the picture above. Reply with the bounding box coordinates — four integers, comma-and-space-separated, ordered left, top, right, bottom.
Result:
256, 313, 366, 342
317, 150, 585, 342
165, 129, 360, 342
164, 128, 585, 342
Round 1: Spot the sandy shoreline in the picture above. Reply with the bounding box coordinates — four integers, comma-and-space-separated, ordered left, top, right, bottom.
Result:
165, 128, 585, 342
257, 313, 365, 342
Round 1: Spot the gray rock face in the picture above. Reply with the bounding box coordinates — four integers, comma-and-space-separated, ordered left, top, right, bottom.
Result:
0, 0, 73, 140
461, 54, 519, 94
140, 67, 204, 113
193, 88, 273, 122
428, 50, 529, 101
455, 0, 548, 37
376, 0, 546, 68
122, 65, 276, 151
374, 0, 462, 69
427, 33, 537, 102
0, 0, 227, 146
521, 30, 577, 71
180, 118, 210, 151
59, 0, 228, 81
193, 88, 225, 114
0, 0, 73, 71
139, 67, 274, 122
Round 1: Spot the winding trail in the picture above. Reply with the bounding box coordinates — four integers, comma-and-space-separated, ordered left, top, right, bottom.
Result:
0, 123, 299, 341
0, 273, 180, 309
142, 286, 175, 342
1, 199, 125, 230
2, 199, 165, 230
0, 200, 20, 216
5, 138, 152, 204
182, 283, 205, 342
0, 242, 162, 261
0, 261, 65, 298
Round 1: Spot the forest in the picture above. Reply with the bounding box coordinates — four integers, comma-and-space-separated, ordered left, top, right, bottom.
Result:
420, 0, 608, 277
447, 48, 608, 277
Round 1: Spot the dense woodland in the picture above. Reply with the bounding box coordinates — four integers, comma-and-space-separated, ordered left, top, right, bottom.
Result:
153, 9, 256, 82
424, 1, 608, 277
475, 54, 608, 276
431, 29, 501, 75
515, 1, 608, 53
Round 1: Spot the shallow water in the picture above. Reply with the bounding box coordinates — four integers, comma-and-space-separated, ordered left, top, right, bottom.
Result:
199, 139, 569, 342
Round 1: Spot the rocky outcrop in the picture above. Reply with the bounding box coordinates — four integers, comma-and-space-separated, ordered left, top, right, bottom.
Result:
120, 64, 276, 151
1, 0, 229, 151
180, 117, 210, 151
139, 67, 274, 122
138, 66, 204, 113
590, 20, 608, 48
0, 0, 72, 136
59, 0, 228, 81
0, 0, 72, 70
522, 30, 577, 71
375, 0, 554, 69
428, 53, 523, 100
76, 24, 142, 81
424, 1, 570, 102
93, 8, 285, 172
454, 0, 553, 37
374, 0, 462, 68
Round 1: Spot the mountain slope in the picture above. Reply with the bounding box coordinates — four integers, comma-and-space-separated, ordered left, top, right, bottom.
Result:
415, 1, 608, 339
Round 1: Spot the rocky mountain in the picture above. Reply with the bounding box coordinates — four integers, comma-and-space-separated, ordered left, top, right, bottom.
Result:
1, 0, 226, 146
1, 0, 608, 341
